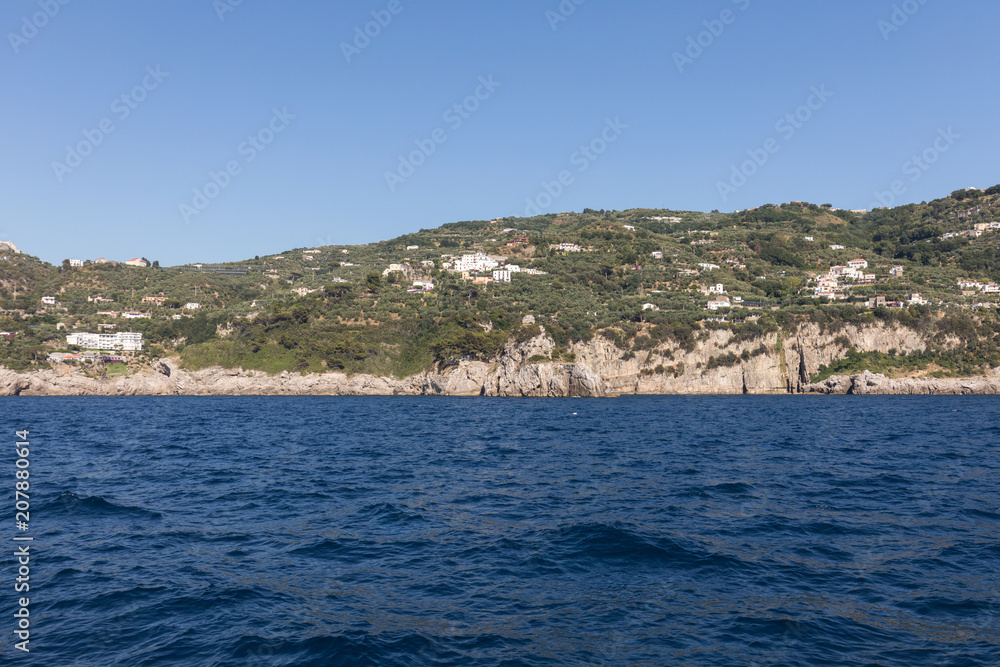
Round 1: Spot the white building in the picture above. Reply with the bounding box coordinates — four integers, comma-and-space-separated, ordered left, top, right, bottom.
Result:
125, 258, 149, 267
41, 296, 56, 305
66, 332, 143, 351
69, 259, 84, 267
451, 253, 498, 273
706, 297, 731, 311
847, 259, 869, 270
651, 251, 663, 259
121, 312, 151, 319
708, 284, 726, 294
492, 270, 512, 283
406, 245, 419, 250
698, 263, 720, 271
185, 302, 202, 309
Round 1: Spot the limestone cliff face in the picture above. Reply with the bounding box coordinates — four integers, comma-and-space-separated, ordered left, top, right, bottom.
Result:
0, 323, 991, 396
803, 369, 1000, 395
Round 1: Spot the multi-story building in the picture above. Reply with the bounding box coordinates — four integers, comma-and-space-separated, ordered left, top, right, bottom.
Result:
451, 253, 498, 273
66, 332, 144, 351
382, 263, 409, 277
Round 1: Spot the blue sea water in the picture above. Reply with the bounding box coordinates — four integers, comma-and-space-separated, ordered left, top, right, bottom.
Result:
0, 395, 998, 666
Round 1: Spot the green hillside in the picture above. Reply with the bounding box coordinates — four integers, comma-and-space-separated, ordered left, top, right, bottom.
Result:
3, 185, 1000, 378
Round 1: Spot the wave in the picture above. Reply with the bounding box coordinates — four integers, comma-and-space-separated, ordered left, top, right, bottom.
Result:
42, 491, 162, 519
543, 522, 752, 574
357, 502, 426, 525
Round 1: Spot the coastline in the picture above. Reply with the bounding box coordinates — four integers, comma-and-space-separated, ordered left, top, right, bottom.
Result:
6, 323, 999, 397
2, 360, 998, 397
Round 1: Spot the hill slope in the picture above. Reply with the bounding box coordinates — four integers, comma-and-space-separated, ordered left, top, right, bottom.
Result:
3, 185, 1000, 388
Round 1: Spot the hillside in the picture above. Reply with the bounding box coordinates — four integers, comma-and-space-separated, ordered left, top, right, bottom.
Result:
3, 185, 1000, 389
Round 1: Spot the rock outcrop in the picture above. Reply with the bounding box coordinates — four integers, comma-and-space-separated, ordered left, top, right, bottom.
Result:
1, 323, 995, 397
803, 370, 1000, 395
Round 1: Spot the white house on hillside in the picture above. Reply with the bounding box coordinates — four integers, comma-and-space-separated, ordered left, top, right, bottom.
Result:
67, 331, 143, 351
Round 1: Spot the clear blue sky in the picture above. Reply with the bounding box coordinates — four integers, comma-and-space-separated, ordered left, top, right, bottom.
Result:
2, 0, 998, 266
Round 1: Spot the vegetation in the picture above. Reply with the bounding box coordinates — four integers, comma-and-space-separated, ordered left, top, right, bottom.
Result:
3, 185, 1000, 380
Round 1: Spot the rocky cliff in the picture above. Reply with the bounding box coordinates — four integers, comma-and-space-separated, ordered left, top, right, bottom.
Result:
802, 369, 1000, 395
0, 323, 994, 397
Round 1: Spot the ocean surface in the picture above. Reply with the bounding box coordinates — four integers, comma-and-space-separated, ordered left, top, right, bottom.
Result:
0, 396, 998, 666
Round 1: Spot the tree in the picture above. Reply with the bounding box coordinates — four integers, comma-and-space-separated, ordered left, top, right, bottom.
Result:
152, 260, 160, 269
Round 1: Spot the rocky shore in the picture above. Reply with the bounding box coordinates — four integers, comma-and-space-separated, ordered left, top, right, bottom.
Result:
2, 325, 998, 397
801, 369, 1000, 395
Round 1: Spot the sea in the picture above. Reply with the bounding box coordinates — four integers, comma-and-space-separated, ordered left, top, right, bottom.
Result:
0, 396, 997, 666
